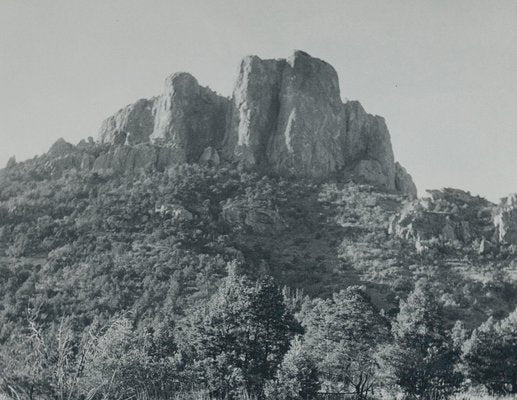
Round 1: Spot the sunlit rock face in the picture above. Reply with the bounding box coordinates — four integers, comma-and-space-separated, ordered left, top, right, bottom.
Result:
98, 99, 156, 145
225, 51, 399, 190
96, 50, 416, 196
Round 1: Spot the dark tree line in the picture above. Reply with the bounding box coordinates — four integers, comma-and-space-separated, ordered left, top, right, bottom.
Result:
2, 267, 516, 400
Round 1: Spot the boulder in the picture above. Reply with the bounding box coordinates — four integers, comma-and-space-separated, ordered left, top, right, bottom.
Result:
155, 204, 193, 221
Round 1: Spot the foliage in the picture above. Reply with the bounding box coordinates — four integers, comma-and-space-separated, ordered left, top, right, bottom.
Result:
83, 317, 179, 400
462, 308, 517, 394
264, 336, 320, 400
1, 144, 517, 398
177, 265, 300, 399
381, 280, 463, 399
300, 286, 388, 397
0, 310, 94, 400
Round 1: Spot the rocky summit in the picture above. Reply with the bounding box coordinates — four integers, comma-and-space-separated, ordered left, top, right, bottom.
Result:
96, 50, 417, 197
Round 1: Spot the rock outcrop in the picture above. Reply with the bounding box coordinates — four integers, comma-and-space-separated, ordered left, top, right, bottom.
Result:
155, 203, 194, 222
199, 146, 220, 166
98, 98, 155, 145
225, 52, 398, 189
222, 199, 284, 233
494, 194, 517, 244
48, 138, 76, 157
389, 188, 497, 248
394, 162, 418, 199
98, 73, 229, 164
95, 50, 416, 196
5, 156, 16, 169
150, 73, 229, 163
91, 144, 177, 173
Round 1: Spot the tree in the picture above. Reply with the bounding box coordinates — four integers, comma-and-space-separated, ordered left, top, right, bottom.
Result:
178, 266, 299, 399
83, 317, 179, 400
301, 286, 388, 398
264, 336, 320, 400
462, 308, 517, 394
382, 281, 462, 399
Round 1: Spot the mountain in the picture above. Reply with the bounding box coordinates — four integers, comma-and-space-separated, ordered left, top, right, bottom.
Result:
1, 50, 516, 400
95, 50, 416, 197
1, 50, 516, 327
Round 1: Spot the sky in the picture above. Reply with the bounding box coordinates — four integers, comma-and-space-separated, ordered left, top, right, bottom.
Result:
0, 0, 516, 202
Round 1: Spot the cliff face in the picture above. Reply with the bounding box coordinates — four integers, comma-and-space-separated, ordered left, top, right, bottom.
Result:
98, 73, 229, 164
95, 50, 416, 196
494, 194, 517, 244
98, 98, 155, 145
150, 73, 229, 163
225, 52, 399, 191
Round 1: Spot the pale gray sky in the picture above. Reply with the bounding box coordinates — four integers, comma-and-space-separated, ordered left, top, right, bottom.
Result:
1, 0, 516, 201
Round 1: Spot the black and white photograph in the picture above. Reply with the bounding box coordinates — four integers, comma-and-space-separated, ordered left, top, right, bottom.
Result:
0, 1, 516, 399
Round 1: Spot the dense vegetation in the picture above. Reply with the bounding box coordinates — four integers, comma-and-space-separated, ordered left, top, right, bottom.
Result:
0, 147, 516, 399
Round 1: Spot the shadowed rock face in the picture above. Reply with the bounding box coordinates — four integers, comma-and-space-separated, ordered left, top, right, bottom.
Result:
96, 50, 416, 196
98, 99, 155, 145
494, 194, 517, 244
98, 73, 229, 163
151, 73, 229, 163
395, 162, 418, 199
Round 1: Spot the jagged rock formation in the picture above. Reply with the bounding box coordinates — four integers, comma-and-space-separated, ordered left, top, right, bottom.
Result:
394, 162, 418, 199
85, 51, 415, 195
98, 73, 229, 163
225, 52, 404, 193
494, 194, 517, 244
150, 73, 229, 163
5, 156, 16, 169
48, 138, 76, 157
389, 188, 517, 250
98, 98, 155, 145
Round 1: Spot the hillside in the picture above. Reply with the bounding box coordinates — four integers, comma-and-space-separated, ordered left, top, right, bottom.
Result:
1, 51, 516, 400
1, 146, 516, 337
